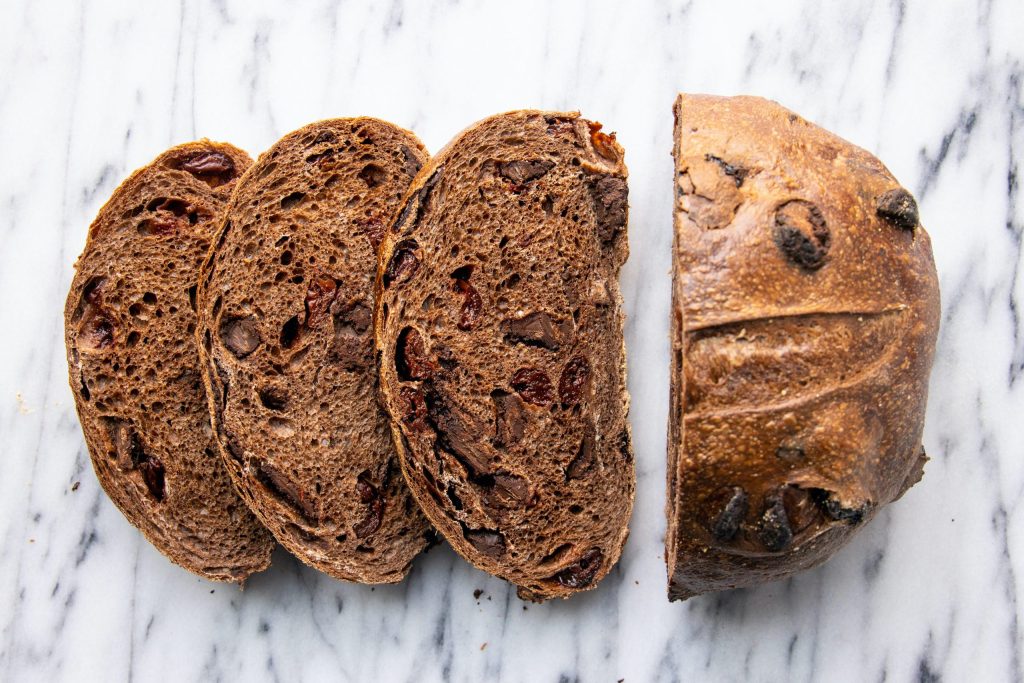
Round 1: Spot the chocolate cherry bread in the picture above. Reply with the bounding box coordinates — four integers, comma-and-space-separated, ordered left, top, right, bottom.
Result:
195, 119, 433, 583
374, 111, 634, 600
667, 94, 940, 600
65, 141, 275, 581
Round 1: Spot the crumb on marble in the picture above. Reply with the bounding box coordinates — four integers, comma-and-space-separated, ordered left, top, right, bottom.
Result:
473, 589, 483, 600
480, 642, 487, 651
71, 481, 80, 491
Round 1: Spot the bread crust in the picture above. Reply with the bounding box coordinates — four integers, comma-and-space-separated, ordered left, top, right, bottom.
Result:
195, 119, 432, 583
374, 110, 634, 600
667, 94, 940, 600
65, 140, 274, 581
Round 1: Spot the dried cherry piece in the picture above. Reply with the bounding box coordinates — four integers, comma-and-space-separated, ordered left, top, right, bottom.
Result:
587, 122, 619, 161
395, 327, 435, 381
511, 367, 553, 406
558, 356, 591, 407
710, 487, 748, 542
502, 312, 561, 350
462, 526, 506, 559
876, 188, 919, 230
219, 317, 261, 358
382, 240, 420, 287
138, 456, 166, 502
552, 548, 603, 589
304, 276, 338, 329
491, 390, 526, 447
179, 151, 236, 187
758, 491, 794, 552
356, 216, 386, 250
399, 386, 428, 431
773, 200, 830, 270
353, 472, 385, 538
453, 279, 483, 330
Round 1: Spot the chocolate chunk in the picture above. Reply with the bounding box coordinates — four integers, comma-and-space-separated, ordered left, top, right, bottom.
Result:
758, 491, 793, 552
711, 487, 748, 542
876, 188, 919, 230
400, 145, 423, 178
588, 175, 628, 245
383, 240, 420, 287
463, 526, 506, 558
491, 390, 526, 447
773, 199, 830, 270
502, 312, 561, 350
426, 391, 490, 475
811, 489, 869, 524
359, 163, 387, 188
255, 461, 318, 523
551, 548, 603, 588
219, 317, 261, 358
496, 159, 555, 186
476, 472, 531, 511
558, 356, 591, 407
304, 276, 338, 328
511, 367, 554, 406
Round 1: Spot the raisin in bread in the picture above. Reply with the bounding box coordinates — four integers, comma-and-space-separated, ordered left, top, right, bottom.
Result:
65, 141, 274, 581
196, 119, 433, 583
375, 111, 634, 600
667, 94, 940, 600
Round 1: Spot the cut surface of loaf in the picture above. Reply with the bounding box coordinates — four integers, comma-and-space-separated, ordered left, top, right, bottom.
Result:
196, 119, 432, 583
65, 141, 274, 581
667, 94, 940, 600
375, 111, 634, 600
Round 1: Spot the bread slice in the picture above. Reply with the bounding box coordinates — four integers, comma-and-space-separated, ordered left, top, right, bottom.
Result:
667, 94, 940, 600
374, 111, 634, 600
64, 141, 274, 581
196, 119, 433, 583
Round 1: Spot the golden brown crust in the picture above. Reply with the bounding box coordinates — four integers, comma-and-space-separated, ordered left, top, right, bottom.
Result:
374, 110, 634, 600
195, 118, 433, 583
65, 140, 274, 582
667, 94, 940, 600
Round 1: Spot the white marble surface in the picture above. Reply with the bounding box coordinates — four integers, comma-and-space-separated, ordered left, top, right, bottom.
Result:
1, 0, 1022, 680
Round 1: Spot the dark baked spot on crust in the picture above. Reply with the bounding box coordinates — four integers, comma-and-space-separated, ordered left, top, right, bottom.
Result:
773, 199, 830, 270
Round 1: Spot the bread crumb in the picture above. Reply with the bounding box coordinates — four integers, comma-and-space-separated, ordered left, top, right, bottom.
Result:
16, 393, 34, 415
480, 642, 487, 651
473, 589, 484, 599
71, 482, 80, 491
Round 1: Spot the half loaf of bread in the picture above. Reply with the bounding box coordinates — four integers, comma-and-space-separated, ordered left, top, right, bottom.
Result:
667, 94, 940, 600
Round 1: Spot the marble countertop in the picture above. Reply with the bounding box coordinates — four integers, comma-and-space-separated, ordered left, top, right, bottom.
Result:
2, 0, 1022, 681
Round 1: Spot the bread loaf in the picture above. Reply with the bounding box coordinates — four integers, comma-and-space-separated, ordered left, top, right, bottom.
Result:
65, 141, 275, 581
375, 111, 634, 600
195, 119, 434, 583
667, 94, 940, 600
